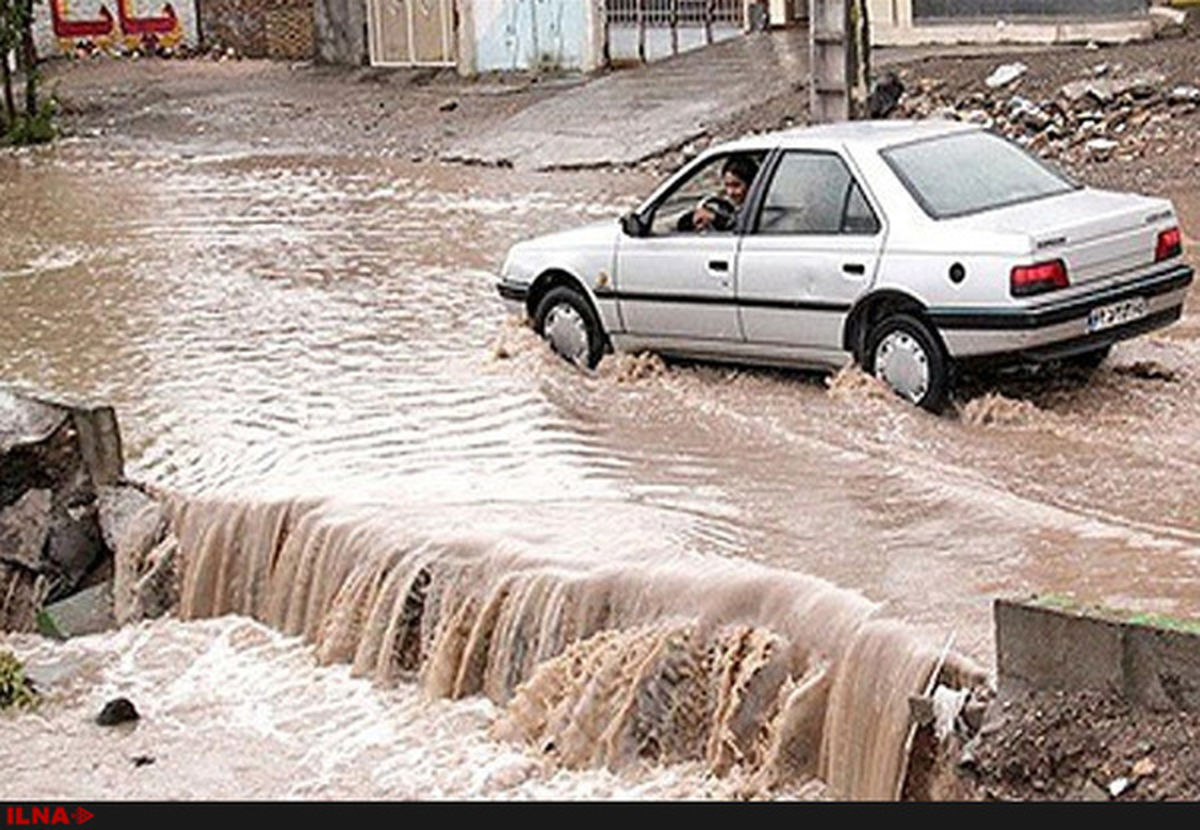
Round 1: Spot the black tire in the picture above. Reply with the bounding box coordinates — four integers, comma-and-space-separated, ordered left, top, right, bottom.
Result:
534, 286, 605, 370
1063, 343, 1112, 373
865, 313, 952, 413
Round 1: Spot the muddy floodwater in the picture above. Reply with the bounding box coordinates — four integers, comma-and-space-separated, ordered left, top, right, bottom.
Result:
1, 139, 1199, 798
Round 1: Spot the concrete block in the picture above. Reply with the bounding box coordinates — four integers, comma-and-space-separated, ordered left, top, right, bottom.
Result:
995, 597, 1200, 712
41, 580, 115, 637
996, 598, 1124, 698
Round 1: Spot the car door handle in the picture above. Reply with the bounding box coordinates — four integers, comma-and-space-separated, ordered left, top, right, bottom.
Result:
708, 260, 730, 272
842, 263, 866, 276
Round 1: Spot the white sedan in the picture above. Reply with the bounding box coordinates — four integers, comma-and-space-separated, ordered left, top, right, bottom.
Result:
496, 120, 1193, 411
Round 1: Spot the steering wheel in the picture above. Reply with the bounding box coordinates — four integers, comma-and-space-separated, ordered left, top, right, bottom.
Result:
695, 194, 737, 231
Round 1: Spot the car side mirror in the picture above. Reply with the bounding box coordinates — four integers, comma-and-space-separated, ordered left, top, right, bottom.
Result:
620, 212, 647, 238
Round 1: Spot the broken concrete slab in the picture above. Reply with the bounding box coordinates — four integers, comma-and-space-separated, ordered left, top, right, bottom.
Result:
41, 580, 115, 638
995, 597, 1200, 712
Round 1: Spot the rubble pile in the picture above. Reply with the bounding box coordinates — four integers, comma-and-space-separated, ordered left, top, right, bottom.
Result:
891, 61, 1200, 175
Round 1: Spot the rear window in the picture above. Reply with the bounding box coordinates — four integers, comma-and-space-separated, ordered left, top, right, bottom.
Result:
881, 131, 1078, 220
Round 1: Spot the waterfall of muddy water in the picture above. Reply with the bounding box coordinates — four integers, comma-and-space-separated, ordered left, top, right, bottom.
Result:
171, 495, 977, 799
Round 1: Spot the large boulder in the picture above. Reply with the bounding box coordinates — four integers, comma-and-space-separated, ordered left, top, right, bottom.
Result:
0, 390, 123, 631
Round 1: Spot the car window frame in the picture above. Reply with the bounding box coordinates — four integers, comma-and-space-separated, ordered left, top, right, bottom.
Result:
638, 149, 771, 237
747, 148, 882, 237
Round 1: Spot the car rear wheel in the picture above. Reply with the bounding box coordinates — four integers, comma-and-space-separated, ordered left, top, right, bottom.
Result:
866, 313, 951, 413
534, 286, 605, 370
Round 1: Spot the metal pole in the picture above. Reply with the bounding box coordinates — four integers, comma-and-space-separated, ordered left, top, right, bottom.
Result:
670, 0, 679, 55
704, 0, 714, 44
637, 0, 646, 63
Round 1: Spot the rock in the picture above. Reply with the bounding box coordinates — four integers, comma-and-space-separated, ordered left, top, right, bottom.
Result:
1087, 137, 1119, 162
963, 109, 994, 128
0, 391, 125, 630
1092, 63, 1111, 78
438, 98, 459, 112
96, 697, 139, 726
1132, 757, 1157, 779
1114, 71, 1167, 100
0, 489, 52, 571
1072, 779, 1109, 801
986, 63, 1027, 89
1009, 97, 1052, 131
1061, 79, 1115, 106
1149, 5, 1187, 38
1108, 776, 1131, 797
1169, 86, 1200, 105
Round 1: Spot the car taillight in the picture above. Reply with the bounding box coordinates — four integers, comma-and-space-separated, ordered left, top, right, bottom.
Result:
1011, 260, 1069, 297
1156, 226, 1183, 262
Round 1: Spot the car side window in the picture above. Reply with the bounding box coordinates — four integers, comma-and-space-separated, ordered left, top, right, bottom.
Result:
754, 152, 880, 236
646, 152, 765, 236
648, 156, 729, 236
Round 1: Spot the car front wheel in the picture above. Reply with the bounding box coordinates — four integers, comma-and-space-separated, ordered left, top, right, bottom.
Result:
534, 286, 605, 370
866, 313, 951, 413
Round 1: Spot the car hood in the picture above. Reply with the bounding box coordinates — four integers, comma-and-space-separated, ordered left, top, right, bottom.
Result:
509, 220, 619, 254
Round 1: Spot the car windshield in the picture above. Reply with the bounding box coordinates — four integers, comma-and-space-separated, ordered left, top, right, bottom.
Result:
881, 130, 1078, 220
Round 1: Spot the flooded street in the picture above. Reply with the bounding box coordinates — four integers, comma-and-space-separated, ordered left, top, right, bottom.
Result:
2, 132, 1199, 798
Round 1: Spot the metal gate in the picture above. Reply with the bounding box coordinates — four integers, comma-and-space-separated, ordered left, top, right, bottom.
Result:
603, 1, 747, 64
367, 0, 456, 67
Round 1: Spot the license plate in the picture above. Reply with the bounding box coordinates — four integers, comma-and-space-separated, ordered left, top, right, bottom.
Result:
1087, 296, 1148, 333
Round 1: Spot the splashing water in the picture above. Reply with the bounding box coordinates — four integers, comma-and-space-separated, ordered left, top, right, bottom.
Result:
168, 494, 982, 799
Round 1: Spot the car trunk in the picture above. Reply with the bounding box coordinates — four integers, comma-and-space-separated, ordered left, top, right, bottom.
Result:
953, 188, 1173, 292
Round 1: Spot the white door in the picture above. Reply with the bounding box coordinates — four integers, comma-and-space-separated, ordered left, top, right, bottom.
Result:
368, 0, 455, 67
737, 151, 884, 354
614, 154, 748, 342
615, 235, 742, 341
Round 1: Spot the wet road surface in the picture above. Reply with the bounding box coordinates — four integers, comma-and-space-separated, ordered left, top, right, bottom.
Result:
3, 140, 1198, 668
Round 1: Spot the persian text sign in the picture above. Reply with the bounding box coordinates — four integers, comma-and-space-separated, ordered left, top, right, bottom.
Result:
34, 0, 199, 55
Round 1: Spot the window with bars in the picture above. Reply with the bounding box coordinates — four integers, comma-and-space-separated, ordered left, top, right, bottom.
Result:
604, 0, 746, 26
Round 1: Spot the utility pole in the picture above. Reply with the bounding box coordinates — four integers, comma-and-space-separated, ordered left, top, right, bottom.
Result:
808, 0, 870, 123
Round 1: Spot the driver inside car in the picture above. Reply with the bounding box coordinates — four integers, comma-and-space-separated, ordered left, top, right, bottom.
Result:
677, 155, 760, 233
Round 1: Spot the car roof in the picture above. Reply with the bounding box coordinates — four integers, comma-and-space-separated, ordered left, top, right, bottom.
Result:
715, 119, 981, 154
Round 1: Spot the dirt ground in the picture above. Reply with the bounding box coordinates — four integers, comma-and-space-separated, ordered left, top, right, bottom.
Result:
960, 689, 1200, 801
21, 30, 1200, 803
